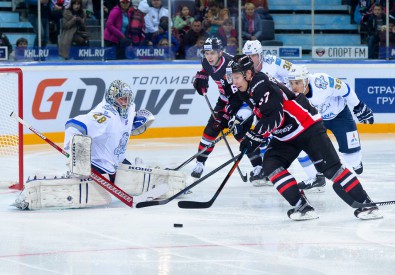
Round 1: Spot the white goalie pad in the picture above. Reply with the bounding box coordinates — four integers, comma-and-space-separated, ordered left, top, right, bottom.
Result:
70, 135, 92, 176
131, 109, 155, 136
14, 174, 111, 210
115, 163, 187, 199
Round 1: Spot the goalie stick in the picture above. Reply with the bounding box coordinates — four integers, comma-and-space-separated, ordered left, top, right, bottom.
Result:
168, 114, 253, 171
203, 91, 248, 182
10, 112, 168, 207
136, 154, 240, 208
178, 150, 246, 209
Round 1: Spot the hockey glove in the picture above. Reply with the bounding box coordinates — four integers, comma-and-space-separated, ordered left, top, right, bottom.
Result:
193, 70, 209, 95
353, 101, 374, 124
212, 110, 231, 131
228, 115, 243, 136
240, 130, 268, 154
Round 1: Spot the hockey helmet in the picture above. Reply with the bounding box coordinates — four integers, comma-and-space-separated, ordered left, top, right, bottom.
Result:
242, 40, 263, 56
202, 37, 223, 53
105, 80, 134, 119
226, 54, 255, 84
288, 65, 310, 93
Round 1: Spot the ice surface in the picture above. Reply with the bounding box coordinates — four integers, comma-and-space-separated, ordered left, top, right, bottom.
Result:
0, 134, 394, 275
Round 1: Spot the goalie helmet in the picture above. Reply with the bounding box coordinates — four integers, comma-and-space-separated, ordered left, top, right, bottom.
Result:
105, 80, 134, 119
226, 54, 255, 84
288, 65, 310, 93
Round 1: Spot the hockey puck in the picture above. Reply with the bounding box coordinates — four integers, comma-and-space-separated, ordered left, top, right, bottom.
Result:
174, 223, 183, 228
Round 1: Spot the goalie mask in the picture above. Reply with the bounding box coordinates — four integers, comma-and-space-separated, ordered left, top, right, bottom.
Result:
226, 54, 255, 84
105, 80, 134, 119
288, 65, 310, 94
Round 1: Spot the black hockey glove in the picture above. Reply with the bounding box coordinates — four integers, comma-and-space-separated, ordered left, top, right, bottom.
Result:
212, 110, 231, 131
193, 70, 209, 95
240, 130, 268, 154
353, 101, 374, 124
228, 115, 243, 136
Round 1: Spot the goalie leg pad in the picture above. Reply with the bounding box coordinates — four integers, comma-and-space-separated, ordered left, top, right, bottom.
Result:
70, 134, 92, 176
15, 175, 111, 210
115, 164, 187, 199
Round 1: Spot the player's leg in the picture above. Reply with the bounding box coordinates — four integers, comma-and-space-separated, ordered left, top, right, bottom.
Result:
191, 100, 224, 178
263, 138, 318, 221
303, 122, 382, 220
325, 107, 363, 174
297, 151, 326, 192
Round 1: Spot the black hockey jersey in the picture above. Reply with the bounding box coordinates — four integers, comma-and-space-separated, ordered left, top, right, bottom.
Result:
239, 72, 322, 141
201, 52, 243, 114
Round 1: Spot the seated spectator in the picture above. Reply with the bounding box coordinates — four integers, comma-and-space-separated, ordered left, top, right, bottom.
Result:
59, 0, 88, 59
144, 0, 169, 41
240, 2, 265, 42
194, 0, 211, 20
225, 36, 238, 55
104, 0, 133, 59
82, 0, 95, 18
185, 35, 205, 59
367, 4, 386, 58
173, 5, 194, 40
379, 23, 395, 47
0, 32, 13, 59
203, 5, 229, 35
245, 0, 269, 10
125, 0, 149, 46
9, 37, 28, 61
151, 19, 179, 53
181, 18, 209, 59
215, 18, 237, 46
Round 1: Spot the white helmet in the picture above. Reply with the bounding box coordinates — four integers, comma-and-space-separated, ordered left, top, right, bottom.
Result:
105, 80, 134, 119
288, 65, 310, 93
242, 40, 263, 56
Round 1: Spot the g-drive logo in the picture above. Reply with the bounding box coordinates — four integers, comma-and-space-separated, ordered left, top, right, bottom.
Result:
32, 77, 196, 120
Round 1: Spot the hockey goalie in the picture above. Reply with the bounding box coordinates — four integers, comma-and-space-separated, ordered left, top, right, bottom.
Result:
14, 80, 187, 210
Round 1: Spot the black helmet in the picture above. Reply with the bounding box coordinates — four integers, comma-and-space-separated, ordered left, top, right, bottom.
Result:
202, 37, 223, 52
226, 54, 254, 83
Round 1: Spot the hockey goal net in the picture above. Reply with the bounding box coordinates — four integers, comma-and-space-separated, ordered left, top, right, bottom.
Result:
0, 68, 23, 190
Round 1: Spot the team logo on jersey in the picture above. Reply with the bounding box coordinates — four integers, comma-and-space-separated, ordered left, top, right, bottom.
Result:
114, 132, 129, 156
314, 76, 328, 90
263, 55, 274, 64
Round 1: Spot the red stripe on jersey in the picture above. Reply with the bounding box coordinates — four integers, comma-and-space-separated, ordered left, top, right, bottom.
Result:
345, 179, 360, 192
283, 100, 321, 130
278, 181, 297, 194
212, 56, 225, 73
270, 169, 288, 182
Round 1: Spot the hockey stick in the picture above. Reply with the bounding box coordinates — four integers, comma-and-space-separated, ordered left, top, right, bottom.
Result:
136, 154, 240, 208
332, 183, 395, 208
10, 112, 168, 207
168, 114, 253, 171
203, 92, 248, 182
178, 150, 246, 209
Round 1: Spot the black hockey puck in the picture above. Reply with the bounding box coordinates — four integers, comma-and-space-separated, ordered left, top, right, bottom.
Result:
174, 223, 183, 228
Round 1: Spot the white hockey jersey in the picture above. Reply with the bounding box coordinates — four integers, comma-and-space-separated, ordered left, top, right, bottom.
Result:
261, 54, 294, 85
64, 99, 136, 174
305, 73, 360, 120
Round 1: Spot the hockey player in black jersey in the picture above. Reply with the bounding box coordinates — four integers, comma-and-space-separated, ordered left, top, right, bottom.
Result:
191, 37, 265, 185
226, 54, 382, 221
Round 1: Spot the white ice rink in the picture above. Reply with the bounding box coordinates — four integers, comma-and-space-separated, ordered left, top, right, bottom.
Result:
1, 134, 395, 275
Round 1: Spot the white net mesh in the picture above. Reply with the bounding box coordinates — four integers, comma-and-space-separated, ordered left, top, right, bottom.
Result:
0, 70, 22, 188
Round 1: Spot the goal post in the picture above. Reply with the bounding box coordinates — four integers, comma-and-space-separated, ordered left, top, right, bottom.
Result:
0, 67, 24, 190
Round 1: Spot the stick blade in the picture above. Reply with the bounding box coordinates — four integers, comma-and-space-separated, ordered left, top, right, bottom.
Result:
178, 200, 212, 209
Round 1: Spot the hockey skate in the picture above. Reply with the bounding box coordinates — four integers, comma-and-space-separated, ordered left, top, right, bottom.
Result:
297, 173, 326, 192
287, 193, 319, 221
353, 162, 363, 175
249, 166, 271, 187
191, 161, 204, 178
354, 197, 383, 220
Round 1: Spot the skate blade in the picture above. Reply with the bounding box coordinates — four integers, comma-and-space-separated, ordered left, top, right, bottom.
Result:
290, 211, 319, 221
357, 209, 384, 220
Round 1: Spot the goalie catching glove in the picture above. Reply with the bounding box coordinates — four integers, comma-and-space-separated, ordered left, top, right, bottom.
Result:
240, 130, 269, 154
353, 101, 374, 124
131, 109, 155, 136
193, 70, 209, 95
